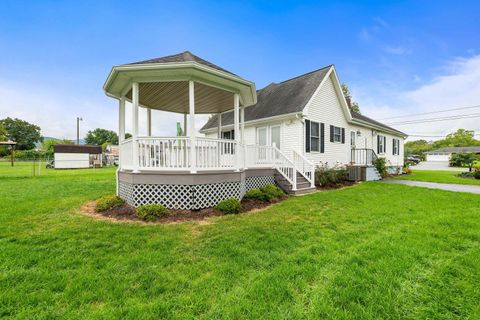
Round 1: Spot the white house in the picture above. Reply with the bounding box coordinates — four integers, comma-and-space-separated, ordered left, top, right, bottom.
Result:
53, 144, 103, 169
201, 65, 406, 175
104, 51, 406, 210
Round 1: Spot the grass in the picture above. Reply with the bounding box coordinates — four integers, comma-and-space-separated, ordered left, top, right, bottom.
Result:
394, 170, 480, 185
1, 168, 480, 319
0, 160, 114, 178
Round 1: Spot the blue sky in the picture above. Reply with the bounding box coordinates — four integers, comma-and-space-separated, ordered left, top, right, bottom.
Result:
1, 0, 479, 140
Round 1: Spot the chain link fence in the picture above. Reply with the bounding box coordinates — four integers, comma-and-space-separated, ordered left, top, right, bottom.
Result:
0, 158, 116, 178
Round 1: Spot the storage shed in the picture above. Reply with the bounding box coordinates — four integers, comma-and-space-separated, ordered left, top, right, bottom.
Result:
53, 144, 103, 169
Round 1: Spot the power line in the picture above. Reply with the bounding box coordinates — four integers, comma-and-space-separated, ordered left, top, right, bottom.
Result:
386, 113, 480, 125
376, 104, 480, 120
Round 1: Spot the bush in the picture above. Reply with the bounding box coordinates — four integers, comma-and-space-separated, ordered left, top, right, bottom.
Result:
402, 166, 412, 175
95, 195, 125, 212
450, 152, 479, 171
315, 164, 348, 187
259, 184, 285, 202
215, 197, 241, 214
136, 204, 169, 221
244, 188, 264, 201
374, 157, 388, 178
474, 169, 480, 180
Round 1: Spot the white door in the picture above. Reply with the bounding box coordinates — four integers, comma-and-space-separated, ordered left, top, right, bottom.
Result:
257, 127, 268, 161
270, 125, 281, 149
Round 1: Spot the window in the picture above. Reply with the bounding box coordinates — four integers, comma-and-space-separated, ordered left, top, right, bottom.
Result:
222, 130, 234, 140
305, 120, 324, 153
270, 126, 281, 148
377, 135, 386, 154
329, 125, 345, 143
350, 131, 356, 147
393, 138, 400, 155
311, 122, 320, 152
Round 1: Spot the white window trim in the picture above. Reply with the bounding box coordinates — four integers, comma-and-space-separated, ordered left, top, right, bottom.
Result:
350, 131, 356, 147
331, 125, 342, 144
309, 121, 320, 153
378, 135, 386, 154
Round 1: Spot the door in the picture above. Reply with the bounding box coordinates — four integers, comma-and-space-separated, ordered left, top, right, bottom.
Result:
257, 127, 268, 161
270, 125, 281, 149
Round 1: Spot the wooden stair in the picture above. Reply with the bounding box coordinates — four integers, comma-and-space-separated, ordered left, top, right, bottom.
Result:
275, 171, 316, 195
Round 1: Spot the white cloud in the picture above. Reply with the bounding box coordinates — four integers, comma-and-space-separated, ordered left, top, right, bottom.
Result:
357, 55, 480, 140
383, 46, 412, 55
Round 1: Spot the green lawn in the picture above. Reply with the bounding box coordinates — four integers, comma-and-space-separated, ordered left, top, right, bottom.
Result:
394, 170, 480, 185
1, 169, 480, 319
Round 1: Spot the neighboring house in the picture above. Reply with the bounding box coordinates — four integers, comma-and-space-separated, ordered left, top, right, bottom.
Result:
104, 51, 406, 210
201, 65, 406, 175
104, 144, 119, 166
425, 146, 480, 162
53, 144, 103, 169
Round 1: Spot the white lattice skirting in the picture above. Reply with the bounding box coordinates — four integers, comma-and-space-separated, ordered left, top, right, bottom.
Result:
119, 175, 275, 210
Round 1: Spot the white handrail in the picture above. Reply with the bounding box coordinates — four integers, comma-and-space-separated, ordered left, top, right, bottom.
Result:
292, 150, 315, 187
272, 145, 297, 190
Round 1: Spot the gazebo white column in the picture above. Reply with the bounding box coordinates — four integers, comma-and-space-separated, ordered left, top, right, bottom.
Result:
217, 112, 222, 138
146, 108, 152, 136
183, 113, 187, 136
118, 97, 126, 169
240, 105, 245, 169
132, 82, 140, 172
234, 93, 240, 171
189, 80, 196, 173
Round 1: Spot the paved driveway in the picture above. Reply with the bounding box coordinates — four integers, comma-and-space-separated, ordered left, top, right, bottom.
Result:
382, 179, 480, 194
412, 161, 468, 172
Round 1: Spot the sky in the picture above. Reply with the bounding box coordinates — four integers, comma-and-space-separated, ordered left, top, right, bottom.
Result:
0, 0, 479, 141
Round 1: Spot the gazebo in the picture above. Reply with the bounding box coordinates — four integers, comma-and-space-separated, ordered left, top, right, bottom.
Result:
104, 51, 301, 209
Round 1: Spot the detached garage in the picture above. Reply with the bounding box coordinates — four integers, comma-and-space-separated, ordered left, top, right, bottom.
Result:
53, 144, 103, 169
425, 146, 480, 162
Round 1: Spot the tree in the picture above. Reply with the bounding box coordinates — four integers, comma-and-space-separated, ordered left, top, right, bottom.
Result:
449, 152, 479, 172
0, 117, 43, 150
85, 128, 118, 145
341, 83, 360, 113
0, 123, 7, 141
433, 129, 480, 149
404, 139, 433, 156
41, 138, 73, 155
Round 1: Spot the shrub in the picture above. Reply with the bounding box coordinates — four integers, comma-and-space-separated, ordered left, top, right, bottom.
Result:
244, 188, 264, 201
259, 184, 285, 202
474, 169, 480, 180
95, 195, 125, 212
450, 152, 479, 171
374, 157, 388, 178
215, 197, 241, 214
402, 166, 412, 175
315, 164, 348, 187
136, 204, 169, 221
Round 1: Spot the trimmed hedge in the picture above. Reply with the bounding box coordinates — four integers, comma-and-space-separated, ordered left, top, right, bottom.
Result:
95, 195, 125, 212
136, 204, 169, 221
215, 197, 241, 214
244, 184, 285, 202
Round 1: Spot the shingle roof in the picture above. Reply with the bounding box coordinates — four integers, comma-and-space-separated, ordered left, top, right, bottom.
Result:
201, 66, 332, 130
125, 51, 238, 76
54, 144, 102, 154
425, 146, 480, 154
350, 111, 406, 136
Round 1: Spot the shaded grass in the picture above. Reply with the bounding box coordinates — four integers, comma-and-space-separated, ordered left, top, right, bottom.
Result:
394, 170, 480, 185
0, 171, 480, 319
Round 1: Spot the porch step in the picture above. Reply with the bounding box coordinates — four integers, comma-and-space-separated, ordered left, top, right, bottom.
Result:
274, 172, 316, 195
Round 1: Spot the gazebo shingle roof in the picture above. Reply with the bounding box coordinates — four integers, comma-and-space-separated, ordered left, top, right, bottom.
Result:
125, 51, 238, 76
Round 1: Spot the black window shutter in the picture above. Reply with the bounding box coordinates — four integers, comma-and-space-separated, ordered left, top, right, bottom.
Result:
320, 123, 325, 153
330, 125, 334, 142
231, 130, 235, 140
341, 128, 345, 144
384, 136, 387, 153
377, 135, 380, 154
305, 120, 310, 153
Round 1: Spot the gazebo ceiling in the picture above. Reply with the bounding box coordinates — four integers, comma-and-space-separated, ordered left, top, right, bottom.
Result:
124, 81, 235, 114
104, 51, 257, 114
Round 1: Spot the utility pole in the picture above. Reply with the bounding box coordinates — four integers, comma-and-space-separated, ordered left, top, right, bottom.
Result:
77, 117, 83, 144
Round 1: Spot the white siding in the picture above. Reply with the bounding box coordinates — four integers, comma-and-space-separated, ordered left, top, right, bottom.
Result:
204, 72, 404, 168
54, 153, 90, 169
303, 74, 351, 166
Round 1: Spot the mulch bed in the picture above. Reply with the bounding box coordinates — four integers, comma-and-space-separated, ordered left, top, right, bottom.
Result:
316, 181, 356, 190
80, 196, 287, 225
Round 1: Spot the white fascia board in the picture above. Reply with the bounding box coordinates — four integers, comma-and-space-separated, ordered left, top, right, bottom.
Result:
350, 118, 407, 138
200, 112, 301, 133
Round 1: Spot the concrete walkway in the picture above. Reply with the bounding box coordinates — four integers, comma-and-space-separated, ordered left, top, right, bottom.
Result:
382, 179, 480, 195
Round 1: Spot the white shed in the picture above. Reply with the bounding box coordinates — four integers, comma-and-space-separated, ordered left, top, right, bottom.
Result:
53, 144, 103, 169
